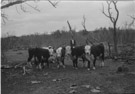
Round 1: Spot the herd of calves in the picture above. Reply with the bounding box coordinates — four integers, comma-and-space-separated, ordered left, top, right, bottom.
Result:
22, 43, 105, 75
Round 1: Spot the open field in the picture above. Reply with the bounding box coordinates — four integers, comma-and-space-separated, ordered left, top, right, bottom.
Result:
1, 49, 135, 94
1, 1, 135, 94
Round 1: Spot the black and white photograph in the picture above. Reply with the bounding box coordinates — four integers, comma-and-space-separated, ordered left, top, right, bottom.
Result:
1, 0, 135, 94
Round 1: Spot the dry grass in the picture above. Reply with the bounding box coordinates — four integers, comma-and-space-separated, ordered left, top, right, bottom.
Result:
1, 50, 135, 94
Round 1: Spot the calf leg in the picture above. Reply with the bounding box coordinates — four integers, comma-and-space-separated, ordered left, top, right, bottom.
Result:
87, 61, 90, 70
34, 57, 39, 68
101, 53, 105, 67
75, 58, 78, 69
82, 56, 85, 67
72, 56, 76, 68
27, 55, 33, 67
93, 56, 97, 70
56, 57, 60, 68
61, 57, 65, 68
37, 56, 42, 70
23, 66, 26, 75
27, 55, 33, 62
73, 59, 76, 68
43, 59, 47, 68
41, 58, 45, 69
84, 54, 91, 70
46, 58, 49, 68
86, 57, 91, 70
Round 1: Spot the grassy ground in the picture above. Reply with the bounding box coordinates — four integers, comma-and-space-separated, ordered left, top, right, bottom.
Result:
1, 49, 135, 94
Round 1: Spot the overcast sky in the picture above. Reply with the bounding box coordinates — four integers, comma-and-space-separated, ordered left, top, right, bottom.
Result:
1, 1, 135, 37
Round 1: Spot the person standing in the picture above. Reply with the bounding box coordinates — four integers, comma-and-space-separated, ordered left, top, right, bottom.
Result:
70, 36, 76, 48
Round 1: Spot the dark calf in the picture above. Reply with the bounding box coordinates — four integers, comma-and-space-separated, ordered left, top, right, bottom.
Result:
90, 43, 105, 69
27, 47, 50, 69
71, 45, 91, 69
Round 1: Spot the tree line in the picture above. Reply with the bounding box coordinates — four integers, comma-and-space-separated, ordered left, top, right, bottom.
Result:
2, 27, 135, 51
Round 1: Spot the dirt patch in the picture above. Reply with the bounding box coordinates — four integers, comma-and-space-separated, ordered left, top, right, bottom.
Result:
2, 60, 135, 94
1, 50, 135, 94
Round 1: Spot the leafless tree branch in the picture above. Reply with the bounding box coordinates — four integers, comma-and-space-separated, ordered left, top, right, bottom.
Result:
1, 0, 59, 9
67, 20, 72, 31
48, 0, 59, 8
102, 1, 119, 27
1, 0, 27, 9
129, 15, 135, 20
1, 13, 8, 24
82, 15, 87, 31
25, 2, 40, 12
128, 15, 135, 27
112, 1, 119, 23
102, 1, 118, 23
1, 0, 59, 24
102, 3, 112, 22
20, 3, 28, 12
15, 5, 21, 14
67, 20, 75, 37
102, 0, 119, 55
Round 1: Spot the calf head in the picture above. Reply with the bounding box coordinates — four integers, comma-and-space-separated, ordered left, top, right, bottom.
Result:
84, 45, 91, 55
65, 46, 71, 56
56, 47, 63, 57
48, 48, 54, 56
42, 46, 55, 56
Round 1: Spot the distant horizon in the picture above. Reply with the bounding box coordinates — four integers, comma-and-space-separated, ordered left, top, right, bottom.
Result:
1, 1, 135, 37
2, 27, 135, 38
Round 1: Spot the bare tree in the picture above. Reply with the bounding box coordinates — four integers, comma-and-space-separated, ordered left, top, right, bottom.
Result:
102, 1, 119, 55
1, 0, 59, 23
128, 15, 135, 28
67, 20, 75, 37
123, 21, 129, 29
82, 15, 87, 31
1, 0, 59, 63
1, 0, 58, 9
1, 0, 26, 9
67, 20, 72, 31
